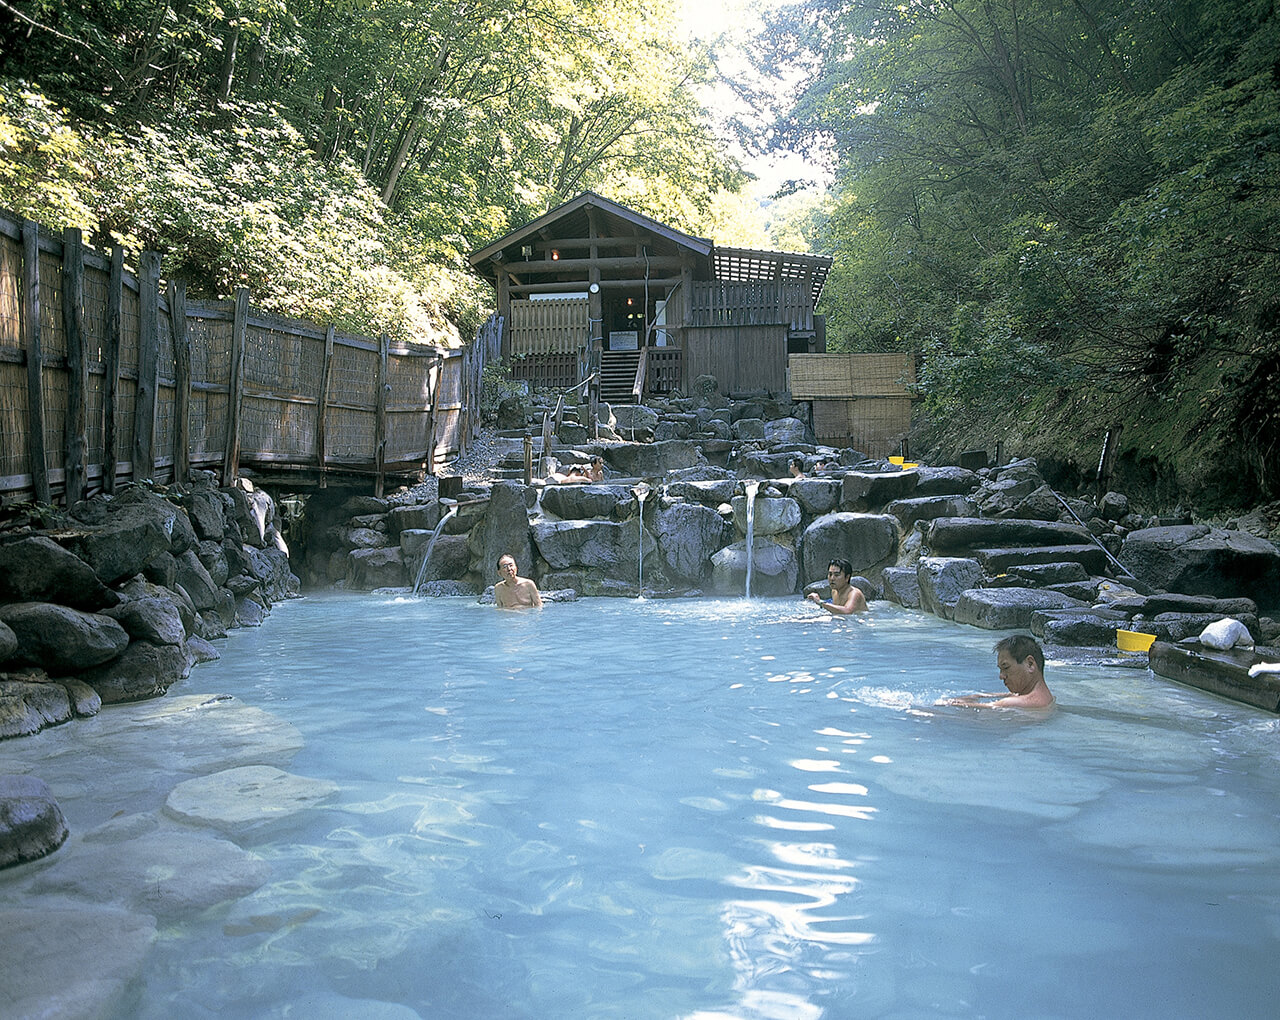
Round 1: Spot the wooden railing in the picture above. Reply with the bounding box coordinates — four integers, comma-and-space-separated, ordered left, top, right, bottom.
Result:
686, 281, 813, 331
645, 347, 682, 394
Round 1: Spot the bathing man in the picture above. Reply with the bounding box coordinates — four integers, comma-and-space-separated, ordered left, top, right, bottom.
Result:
943, 634, 1054, 709
494, 553, 543, 609
806, 558, 868, 614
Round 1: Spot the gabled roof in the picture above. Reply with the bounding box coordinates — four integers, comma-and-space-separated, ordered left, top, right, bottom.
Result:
712, 246, 832, 308
468, 191, 713, 272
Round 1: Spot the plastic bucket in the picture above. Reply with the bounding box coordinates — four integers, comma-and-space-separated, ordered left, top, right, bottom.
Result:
1116, 629, 1157, 652
888, 456, 905, 466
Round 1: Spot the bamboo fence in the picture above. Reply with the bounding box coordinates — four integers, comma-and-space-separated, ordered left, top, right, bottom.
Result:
0, 210, 490, 503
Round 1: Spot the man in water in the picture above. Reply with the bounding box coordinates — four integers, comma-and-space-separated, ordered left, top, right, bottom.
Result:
944, 635, 1054, 709
806, 558, 868, 614
494, 553, 543, 609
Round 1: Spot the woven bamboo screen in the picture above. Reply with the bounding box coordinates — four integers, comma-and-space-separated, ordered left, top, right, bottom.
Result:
792, 353, 916, 456
0, 231, 24, 481
812, 398, 914, 458
510, 297, 588, 355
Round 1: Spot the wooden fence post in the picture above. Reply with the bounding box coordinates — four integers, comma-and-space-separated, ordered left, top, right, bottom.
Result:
222, 287, 249, 485
316, 324, 334, 488
374, 333, 389, 497
132, 251, 161, 485
62, 227, 88, 503
21, 219, 50, 503
102, 245, 123, 494
167, 279, 190, 485
423, 353, 441, 478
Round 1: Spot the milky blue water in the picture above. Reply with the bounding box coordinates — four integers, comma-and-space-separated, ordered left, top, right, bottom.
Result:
5, 592, 1280, 1018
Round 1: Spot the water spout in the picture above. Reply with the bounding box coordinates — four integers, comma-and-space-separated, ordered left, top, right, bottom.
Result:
412, 501, 460, 596
742, 480, 759, 598
633, 483, 651, 598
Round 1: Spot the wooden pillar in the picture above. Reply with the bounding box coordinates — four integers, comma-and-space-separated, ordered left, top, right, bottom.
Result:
373, 333, 389, 497
316, 324, 334, 488
423, 353, 441, 478
167, 279, 190, 485
102, 246, 123, 494
132, 251, 161, 485
496, 271, 511, 360
61, 228, 88, 504
587, 207, 603, 438
222, 287, 249, 485
680, 261, 694, 393
21, 219, 50, 503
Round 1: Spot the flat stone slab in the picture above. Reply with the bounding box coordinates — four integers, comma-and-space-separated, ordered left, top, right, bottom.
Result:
0, 907, 156, 1020
973, 544, 1109, 574
952, 587, 1089, 631
1149, 641, 1280, 713
165, 765, 338, 833
928, 518, 1092, 554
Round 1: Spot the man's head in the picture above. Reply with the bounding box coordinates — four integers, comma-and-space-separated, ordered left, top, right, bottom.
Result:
497, 554, 518, 581
827, 558, 853, 585
994, 635, 1045, 694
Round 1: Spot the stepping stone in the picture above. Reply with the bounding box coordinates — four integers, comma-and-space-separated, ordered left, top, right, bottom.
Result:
164, 765, 338, 834
973, 545, 1108, 574
952, 587, 1089, 630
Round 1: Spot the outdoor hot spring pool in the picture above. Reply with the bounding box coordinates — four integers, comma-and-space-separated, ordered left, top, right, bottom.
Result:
4, 593, 1280, 1018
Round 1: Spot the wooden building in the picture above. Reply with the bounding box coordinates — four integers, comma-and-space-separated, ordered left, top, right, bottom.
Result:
468, 192, 832, 402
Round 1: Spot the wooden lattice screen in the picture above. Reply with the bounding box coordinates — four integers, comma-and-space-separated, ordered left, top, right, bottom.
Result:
790, 353, 917, 457
509, 297, 588, 355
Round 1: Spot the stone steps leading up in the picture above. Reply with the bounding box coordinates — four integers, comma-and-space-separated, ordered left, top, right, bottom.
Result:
927, 516, 1092, 554
974, 544, 1109, 575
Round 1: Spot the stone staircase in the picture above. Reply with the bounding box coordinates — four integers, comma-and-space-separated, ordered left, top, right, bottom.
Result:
599, 349, 642, 404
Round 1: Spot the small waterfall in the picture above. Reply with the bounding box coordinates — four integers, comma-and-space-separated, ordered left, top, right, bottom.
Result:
743, 480, 759, 598
632, 483, 651, 598
412, 502, 460, 596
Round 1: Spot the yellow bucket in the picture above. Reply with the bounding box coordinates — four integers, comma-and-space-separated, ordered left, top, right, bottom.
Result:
1116, 629, 1157, 652
902, 461, 919, 468
888, 456, 905, 466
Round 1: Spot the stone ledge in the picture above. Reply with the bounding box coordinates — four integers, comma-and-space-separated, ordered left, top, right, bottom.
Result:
1149, 641, 1280, 713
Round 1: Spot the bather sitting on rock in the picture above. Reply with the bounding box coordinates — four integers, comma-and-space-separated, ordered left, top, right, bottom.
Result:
788, 458, 805, 478
494, 554, 542, 609
942, 635, 1054, 709
547, 455, 604, 484
806, 558, 868, 614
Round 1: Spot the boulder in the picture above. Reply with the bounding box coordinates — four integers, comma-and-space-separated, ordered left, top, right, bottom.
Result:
884, 495, 977, 531
1006, 561, 1090, 585
346, 547, 406, 590
235, 596, 267, 628
55, 498, 176, 585
731, 495, 801, 537
917, 557, 985, 620
541, 484, 636, 521
141, 549, 178, 588
0, 620, 14, 663
800, 512, 900, 582
59, 676, 101, 716
81, 640, 194, 704
951, 587, 1088, 630
471, 481, 536, 581
0, 774, 68, 868
765, 417, 810, 445
1120, 525, 1280, 603
881, 566, 922, 609
927, 518, 1092, 554
387, 503, 439, 537
195, 539, 229, 587
607, 441, 707, 478
532, 519, 654, 576
730, 401, 764, 422
666, 479, 737, 505
409, 533, 471, 585
913, 466, 980, 497
733, 451, 794, 478
972, 544, 1110, 575
731, 417, 766, 440
183, 490, 227, 540
1008, 484, 1066, 522
0, 679, 73, 737
0, 603, 129, 672
1151, 611, 1261, 643
417, 580, 481, 598
656, 503, 731, 583
164, 765, 337, 835
246, 545, 295, 603
0, 535, 117, 610
1037, 611, 1132, 646
841, 470, 919, 512
117, 577, 196, 636
711, 539, 798, 596
612, 404, 660, 435
174, 548, 220, 610
102, 597, 185, 646
1099, 490, 1130, 522
788, 478, 840, 516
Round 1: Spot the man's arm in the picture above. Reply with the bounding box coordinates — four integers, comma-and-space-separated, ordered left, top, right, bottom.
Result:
527, 581, 543, 608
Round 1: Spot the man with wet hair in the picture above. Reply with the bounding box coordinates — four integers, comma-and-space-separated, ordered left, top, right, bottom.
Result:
494, 553, 542, 609
943, 634, 1054, 709
806, 557, 868, 614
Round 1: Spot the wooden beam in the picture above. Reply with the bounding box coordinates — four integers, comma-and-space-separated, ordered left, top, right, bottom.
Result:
316, 323, 334, 487
374, 333, 389, 497
222, 287, 249, 485
531, 235, 654, 250
167, 279, 191, 485
423, 353, 441, 478
102, 246, 123, 494
510, 255, 683, 273
509, 277, 681, 295
21, 219, 50, 503
132, 251, 161, 485
62, 227, 88, 504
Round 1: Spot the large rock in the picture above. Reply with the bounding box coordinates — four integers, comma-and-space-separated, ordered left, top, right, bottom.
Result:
228, 480, 274, 547
841, 470, 919, 511
913, 466, 980, 497
56, 497, 177, 585
164, 765, 337, 835
951, 587, 1088, 630
246, 545, 295, 603
972, 544, 1110, 575
0, 774, 68, 867
0, 535, 117, 610
800, 512, 900, 582
81, 640, 194, 704
0, 907, 156, 1020
764, 417, 810, 445
666, 478, 737, 505
0, 603, 129, 672
0, 679, 73, 737
117, 577, 196, 637
532, 519, 654, 576
541, 484, 636, 521
731, 417, 766, 440
1120, 525, 1280, 604
174, 548, 220, 610
927, 517, 1092, 554
711, 539, 798, 596
656, 503, 730, 583
0, 620, 15, 662
346, 547, 406, 590
612, 404, 660, 435
731, 495, 801, 537
471, 481, 536, 581
387, 502, 439, 536
788, 478, 840, 516
884, 495, 977, 531
408, 533, 470, 585
605, 441, 705, 477
102, 598, 187, 647
881, 566, 921, 608
917, 557, 985, 620
1038, 611, 1132, 646
183, 489, 227, 540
